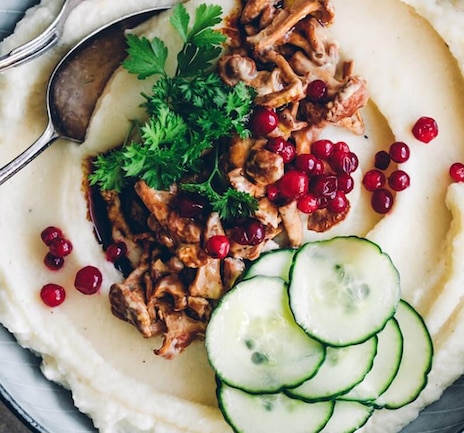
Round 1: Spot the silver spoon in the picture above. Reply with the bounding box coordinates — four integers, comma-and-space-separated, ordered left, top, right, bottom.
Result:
0, 6, 168, 186
0, 0, 84, 72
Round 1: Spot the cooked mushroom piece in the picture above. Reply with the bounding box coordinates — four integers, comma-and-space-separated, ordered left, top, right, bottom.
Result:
153, 303, 207, 359
246, 0, 335, 52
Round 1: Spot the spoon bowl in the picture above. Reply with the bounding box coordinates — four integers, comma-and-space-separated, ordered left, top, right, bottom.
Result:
0, 6, 168, 186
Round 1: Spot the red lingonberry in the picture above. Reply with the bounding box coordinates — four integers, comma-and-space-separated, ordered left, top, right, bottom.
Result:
49, 237, 73, 258
280, 142, 296, 163
412, 116, 438, 143
278, 170, 309, 200
389, 142, 410, 163
266, 137, 286, 154
267, 184, 280, 201
327, 191, 349, 214
307, 79, 327, 102
310, 174, 338, 199
388, 170, 410, 191
231, 220, 265, 246
333, 141, 350, 153
329, 150, 359, 174
294, 154, 324, 176
450, 162, 464, 182
105, 242, 127, 263
205, 235, 230, 259
363, 170, 386, 192
40, 226, 64, 246
40, 283, 66, 307
311, 139, 334, 160
74, 266, 103, 295
44, 252, 65, 271
249, 107, 279, 136
374, 150, 391, 170
297, 194, 319, 214
371, 189, 394, 214
337, 173, 354, 194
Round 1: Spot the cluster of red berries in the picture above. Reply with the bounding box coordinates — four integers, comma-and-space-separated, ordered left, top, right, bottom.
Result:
266, 138, 358, 215
250, 106, 359, 216
39, 226, 104, 307
362, 116, 442, 214
363, 141, 411, 214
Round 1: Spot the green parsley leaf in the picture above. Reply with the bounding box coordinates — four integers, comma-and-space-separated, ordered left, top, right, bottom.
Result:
169, 4, 190, 43
189, 4, 223, 41
123, 34, 168, 79
89, 151, 126, 192
211, 188, 259, 221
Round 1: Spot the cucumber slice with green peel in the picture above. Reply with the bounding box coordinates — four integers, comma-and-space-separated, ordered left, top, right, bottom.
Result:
373, 300, 433, 409
340, 317, 403, 403
287, 335, 378, 402
243, 248, 295, 282
218, 382, 334, 433
205, 276, 326, 393
318, 400, 373, 433
289, 237, 401, 346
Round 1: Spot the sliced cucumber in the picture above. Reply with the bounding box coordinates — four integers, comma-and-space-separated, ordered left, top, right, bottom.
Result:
287, 335, 378, 402
373, 300, 433, 409
243, 248, 295, 282
205, 276, 325, 393
218, 382, 334, 433
340, 317, 403, 403
318, 400, 373, 433
289, 237, 401, 346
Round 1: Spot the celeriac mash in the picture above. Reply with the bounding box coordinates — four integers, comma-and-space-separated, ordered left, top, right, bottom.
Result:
1, 0, 464, 432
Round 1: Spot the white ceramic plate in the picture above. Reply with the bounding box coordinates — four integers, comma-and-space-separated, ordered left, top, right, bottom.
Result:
0, 1, 464, 433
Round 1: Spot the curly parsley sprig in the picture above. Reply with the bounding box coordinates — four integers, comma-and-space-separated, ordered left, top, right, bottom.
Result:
181, 146, 258, 221
89, 3, 258, 219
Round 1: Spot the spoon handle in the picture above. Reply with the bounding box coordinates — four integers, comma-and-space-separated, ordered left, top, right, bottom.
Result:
0, 0, 83, 72
0, 121, 59, 186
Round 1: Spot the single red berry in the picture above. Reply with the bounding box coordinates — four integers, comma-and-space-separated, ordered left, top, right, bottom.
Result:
278, 170, 309, 200
311, 139, 334, 160
327, 191, 349, 214
44, 252, 65, 271
40, 226, 64, 246
374, 150, 391, 170
389, 142, 410, 163
310, 174, 338, 199
280, 142, 296, 163
337, 173, 354, 194
371, 189, 394, 214
205, 235, 230, 259
297, 194, 319, 214
329, 150, 359, 174
177, 193, 208, 218
40, 283, 66, 307
231, 219, 265, 246
74, 265, 103, 295
294, 154, 324, 176
363, 169, 386, 192
49, 237, 73, 258
267, 184, 280, 201
249, 107, 279, 136
333, 141, 350, 153
449, 162, 464, 182
266, 137, 286, 153
412, 116, 438, 143
266, 137, 296, 163
105, 242, 127, 263
388, 170, 410, 191
307, 79, 327, 102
